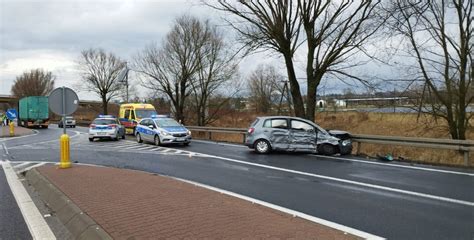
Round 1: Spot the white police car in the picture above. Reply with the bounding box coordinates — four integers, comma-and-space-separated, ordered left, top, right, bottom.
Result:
135, 116, 191, 146
89, 115, 125, 142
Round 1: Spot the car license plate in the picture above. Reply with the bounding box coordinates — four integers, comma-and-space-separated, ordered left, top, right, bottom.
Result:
98, 132, 106, 135
176, 137, 185, 141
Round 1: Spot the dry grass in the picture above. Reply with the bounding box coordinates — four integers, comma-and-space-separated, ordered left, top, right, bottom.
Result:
196, 111, 473, 167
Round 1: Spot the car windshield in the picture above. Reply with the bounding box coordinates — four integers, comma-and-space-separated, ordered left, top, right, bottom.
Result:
154, 118, 181, 127
93, 119, 116, 125
135, 109, 157, 118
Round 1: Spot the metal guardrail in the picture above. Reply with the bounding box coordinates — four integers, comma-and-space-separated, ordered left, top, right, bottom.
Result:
186, 126, 474, 166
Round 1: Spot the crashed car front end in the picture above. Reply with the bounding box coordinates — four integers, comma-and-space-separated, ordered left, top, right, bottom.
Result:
327, 130, 353, 155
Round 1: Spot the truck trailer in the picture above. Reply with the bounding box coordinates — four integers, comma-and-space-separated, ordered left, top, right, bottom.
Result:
19, 96, 49, 128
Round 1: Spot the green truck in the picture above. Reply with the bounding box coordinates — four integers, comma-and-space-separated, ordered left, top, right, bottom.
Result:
19, 96, 49, 128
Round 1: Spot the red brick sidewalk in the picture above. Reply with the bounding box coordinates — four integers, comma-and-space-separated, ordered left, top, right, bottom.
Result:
0, 125, 34, 137
37, 165, 361, 240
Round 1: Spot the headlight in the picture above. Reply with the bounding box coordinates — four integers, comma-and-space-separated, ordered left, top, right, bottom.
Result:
161, 131, 171, 136
187, 130, 191, 136
342, 139, 351, 146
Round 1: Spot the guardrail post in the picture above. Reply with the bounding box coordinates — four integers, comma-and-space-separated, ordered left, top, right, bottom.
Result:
208, 131, 212, 140
464, 151, 470, 166
242, 133, 246, 144
356, 142, 362, 155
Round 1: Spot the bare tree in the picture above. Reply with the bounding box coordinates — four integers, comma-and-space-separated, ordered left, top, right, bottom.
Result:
78, 48, 125, 114
298, 0, 382, 121
135, 15, 238, 125
206, 0, 382, 121
190, 20, 239, 126
135, 15, 205, 124
11, 69, 55, 98
386, 0, 473, 140
206, 1, 305, 117
248, 64, 285, 113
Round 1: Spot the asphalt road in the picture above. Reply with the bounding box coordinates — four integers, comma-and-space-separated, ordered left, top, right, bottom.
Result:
2, 125, 474, 240
0, 159, 32, 239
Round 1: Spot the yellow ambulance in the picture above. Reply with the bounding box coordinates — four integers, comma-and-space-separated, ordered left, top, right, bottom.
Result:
118, 103, 157, 134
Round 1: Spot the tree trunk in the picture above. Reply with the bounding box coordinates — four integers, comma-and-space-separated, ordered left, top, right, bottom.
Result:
283, 55, 305, 118
306, 80, 317, 122
101, 95, 108, 115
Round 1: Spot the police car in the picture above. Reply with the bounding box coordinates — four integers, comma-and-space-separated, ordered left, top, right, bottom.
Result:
135, 115, 191, 146
89, 115, 126, 141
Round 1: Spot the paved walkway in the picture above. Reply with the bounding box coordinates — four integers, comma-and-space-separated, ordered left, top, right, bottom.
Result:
37, 165, 359, 239
0, 125, 34, 137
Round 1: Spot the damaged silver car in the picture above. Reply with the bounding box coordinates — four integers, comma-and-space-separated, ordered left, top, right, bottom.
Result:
245, 116, 352, 155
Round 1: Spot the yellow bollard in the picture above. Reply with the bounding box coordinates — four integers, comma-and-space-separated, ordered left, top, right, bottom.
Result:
9, 121, 14, 137
59, 134, 71, 169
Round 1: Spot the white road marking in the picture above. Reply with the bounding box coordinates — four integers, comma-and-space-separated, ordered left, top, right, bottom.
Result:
121, 145, 149, 150
161, 149, 172, 153
21, 162, 48, 173
318, 155, 474, 177
172, 177, 385, 240
13, 162, 31, 169
0, 130, 39, 142
193, 140, 473, 177
192, 139, 248, 148
178, 150, 474, 207
149, 147, 165, 151
138, 146, 160, 150
2, 143, 9, 155
0, 161, 56, 239
8, 130, 81, 149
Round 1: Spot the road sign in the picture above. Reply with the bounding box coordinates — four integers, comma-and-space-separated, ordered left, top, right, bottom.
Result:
49, 87, 79, 116
6, 108, 17, 120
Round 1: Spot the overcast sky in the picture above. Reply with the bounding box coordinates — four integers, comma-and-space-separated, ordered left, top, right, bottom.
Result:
0, 0, 252, 100
1, 0, 400, 101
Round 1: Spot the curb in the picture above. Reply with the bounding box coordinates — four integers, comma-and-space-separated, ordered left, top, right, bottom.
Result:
25, 168, 112, 240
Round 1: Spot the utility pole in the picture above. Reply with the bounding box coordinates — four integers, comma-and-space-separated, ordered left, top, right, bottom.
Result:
277, 80, 293, 116
117, 62, 130, 103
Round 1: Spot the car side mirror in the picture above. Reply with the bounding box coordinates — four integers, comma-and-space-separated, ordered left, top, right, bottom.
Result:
148, 125, 154, 129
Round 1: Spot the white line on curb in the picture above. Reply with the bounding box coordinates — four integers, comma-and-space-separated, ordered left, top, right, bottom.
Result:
13, 162, 31, 169
21, 162, 48, 173
1, 161, 56, 240
172, 176, 385, 240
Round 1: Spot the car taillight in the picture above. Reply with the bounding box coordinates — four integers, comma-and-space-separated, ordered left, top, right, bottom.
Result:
248, 128, 255, 134
108, 124, 117, 129
89, 124, 96, 128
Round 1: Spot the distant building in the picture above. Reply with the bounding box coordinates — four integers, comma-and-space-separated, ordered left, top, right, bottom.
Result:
335, 99, 347, 107
316, 100, 327, 108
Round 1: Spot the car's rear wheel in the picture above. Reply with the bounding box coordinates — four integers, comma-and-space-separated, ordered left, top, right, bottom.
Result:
154, 135, 161, 146
121, 133, 125, 139
136, 133, 143, 143
254, 139, 271, 154
89, 138, 93, 142
318, 144, 337, 156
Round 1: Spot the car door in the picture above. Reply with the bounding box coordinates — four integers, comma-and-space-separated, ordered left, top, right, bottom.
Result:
263, 118, 290, 150
143, 119, 155, 141
289, 119, 317, 151
116, 119, 125, 137
139, 119, 151, 141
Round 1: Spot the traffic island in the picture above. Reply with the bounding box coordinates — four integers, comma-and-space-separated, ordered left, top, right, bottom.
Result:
0, 125, 34, 138
26, 164, 372, 239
